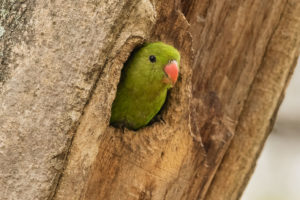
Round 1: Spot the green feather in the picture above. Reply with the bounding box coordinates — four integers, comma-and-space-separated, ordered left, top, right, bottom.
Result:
110, 42, 180, 130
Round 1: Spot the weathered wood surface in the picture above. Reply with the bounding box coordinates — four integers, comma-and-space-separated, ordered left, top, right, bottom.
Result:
0, 0, 299, 200
205, 1, 300, 199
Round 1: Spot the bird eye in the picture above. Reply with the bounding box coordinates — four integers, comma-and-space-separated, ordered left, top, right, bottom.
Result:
149, 55, 156, 63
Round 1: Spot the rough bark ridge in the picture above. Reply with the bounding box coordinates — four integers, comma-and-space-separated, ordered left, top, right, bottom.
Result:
205, 1, 300, 199
0, 0, 299, 200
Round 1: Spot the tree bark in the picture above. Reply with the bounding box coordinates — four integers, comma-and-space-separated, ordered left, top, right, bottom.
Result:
0, 0, 299, 200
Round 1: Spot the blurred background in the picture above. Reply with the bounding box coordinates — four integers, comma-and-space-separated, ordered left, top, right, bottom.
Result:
242, 59, 300, 200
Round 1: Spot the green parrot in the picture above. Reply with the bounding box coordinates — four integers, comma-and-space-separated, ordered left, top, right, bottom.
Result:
110, 42, 180, 130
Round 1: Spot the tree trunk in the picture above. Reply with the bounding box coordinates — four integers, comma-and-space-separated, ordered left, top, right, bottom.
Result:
0, 0, 299, 200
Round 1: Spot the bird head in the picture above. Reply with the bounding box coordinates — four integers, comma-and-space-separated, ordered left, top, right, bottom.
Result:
141, 42, 180, 88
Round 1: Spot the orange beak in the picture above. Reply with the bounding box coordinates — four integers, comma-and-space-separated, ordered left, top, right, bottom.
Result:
164, 60, 179, 85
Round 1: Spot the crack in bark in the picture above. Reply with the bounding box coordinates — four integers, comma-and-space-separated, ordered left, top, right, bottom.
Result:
204, 0, 296, 199
234, 0, 288, 130
236, 16, 299, 198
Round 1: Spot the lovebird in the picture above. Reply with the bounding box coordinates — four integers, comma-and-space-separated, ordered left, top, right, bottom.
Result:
110, 42, 180, 130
